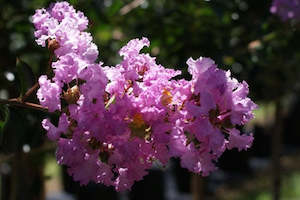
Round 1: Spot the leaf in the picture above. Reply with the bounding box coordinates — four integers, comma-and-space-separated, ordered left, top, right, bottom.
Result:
16, 58, 35, 97
105, 94, 116, 109
0, 105, 9, 144
107, 0, 123, 17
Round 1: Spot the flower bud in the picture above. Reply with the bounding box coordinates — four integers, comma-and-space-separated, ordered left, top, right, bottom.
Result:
47, 38, 60, 52
63, 85, 80, 104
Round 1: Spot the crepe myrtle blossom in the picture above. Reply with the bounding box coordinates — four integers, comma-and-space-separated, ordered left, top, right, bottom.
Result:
33, 2, 257, 191
167, 57, 257, 175
270, 0, 300, 21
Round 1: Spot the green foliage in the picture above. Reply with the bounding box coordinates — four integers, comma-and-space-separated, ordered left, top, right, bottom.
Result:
16, 58, 35, 97
235, 172, 300, 200
0, 0, 300, 198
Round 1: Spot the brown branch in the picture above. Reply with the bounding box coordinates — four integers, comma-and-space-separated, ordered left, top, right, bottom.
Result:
46, 52, 54, 76
21, 82, 39, 102
0, 142, 56, 164
191, 174, 204, 200
0, 98, 49, 113
120, 0, 145, 15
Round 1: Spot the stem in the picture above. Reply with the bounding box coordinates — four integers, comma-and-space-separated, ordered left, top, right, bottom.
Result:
191, 173, 204, 200
120, 0, 145, 15
0, 142, 56, 164
46, 53, 54, 76
0, 52, 59, 114
0, 98, 49, 113
21, 83, 39, 102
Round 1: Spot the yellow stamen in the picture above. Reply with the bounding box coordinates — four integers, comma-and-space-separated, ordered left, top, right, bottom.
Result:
129, 113, 151, 140
161, 89, 172, 106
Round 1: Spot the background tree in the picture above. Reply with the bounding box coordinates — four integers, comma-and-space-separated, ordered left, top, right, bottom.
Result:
0, 0, 300, 200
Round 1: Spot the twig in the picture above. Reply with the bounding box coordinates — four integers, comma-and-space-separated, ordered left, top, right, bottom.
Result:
0, 142, 56, 164
191, 174, 204, 200
46, 52, 54, 76
0, 98, 49, 113
21, 83, 39, 102
120, 0, 145, 15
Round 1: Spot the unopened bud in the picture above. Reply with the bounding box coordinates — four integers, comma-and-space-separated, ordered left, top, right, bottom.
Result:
63, 85, 80, 104
47, 38, 60, 52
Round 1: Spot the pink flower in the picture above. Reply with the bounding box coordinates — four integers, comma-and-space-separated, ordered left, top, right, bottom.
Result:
33, 2, 257, 190
37, 75, 61, 112
226, 128, 254, 151
42, 114, 69, 141
271, 0, 300, 21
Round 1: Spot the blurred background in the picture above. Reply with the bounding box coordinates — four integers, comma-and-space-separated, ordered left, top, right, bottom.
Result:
0, 0, 300, 200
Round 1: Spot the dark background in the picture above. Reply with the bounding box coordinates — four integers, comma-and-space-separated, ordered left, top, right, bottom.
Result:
0, 0, 300, 200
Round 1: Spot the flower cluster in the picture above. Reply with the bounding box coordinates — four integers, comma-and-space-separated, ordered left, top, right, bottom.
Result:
270, 0, 300, 21
33, 2, 257, 191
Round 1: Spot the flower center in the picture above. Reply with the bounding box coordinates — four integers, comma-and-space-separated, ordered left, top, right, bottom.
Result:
161, 89, 172, 106
129, 113, 151, 140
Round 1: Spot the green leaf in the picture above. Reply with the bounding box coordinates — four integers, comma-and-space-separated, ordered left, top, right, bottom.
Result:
105, 94, 116, 109
16, 58, 35, 97
107, 0, 123, 17
0, 105, 9, 144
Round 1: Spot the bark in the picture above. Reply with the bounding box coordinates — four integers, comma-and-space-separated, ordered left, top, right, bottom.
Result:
191, 173, 204, 200
272, 100, 283, 200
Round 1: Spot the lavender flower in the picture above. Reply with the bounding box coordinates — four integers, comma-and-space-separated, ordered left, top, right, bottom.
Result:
271, 0, 300, 21
33, 2, 257, 191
